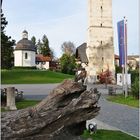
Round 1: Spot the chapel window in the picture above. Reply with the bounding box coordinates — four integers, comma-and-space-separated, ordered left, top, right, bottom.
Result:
25, 53, 28, 59
101, 6, 103, 10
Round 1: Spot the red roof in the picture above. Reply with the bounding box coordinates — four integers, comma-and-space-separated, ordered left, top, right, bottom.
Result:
36, 54, 51, 62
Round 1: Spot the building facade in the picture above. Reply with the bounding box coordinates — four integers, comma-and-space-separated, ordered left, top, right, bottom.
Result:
36, 54, 51, 70
86, 0, 115, 82
14, 30, 36, 67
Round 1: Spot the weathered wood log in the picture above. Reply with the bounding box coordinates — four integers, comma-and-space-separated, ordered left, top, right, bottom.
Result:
1, 80, 101, 140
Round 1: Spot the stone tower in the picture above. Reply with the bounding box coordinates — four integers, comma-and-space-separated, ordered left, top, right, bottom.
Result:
86, 0, 115, 81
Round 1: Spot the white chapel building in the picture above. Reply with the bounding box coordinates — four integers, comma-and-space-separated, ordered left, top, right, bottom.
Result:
14, 30, 36, 67
14, 30, 52, 70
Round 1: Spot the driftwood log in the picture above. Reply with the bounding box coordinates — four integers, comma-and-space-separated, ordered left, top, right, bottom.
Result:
1, 80, 101, 140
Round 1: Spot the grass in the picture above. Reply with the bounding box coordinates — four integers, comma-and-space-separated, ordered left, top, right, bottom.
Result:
82, 130, 138, 140
1, 69, 74, 84
107, 94, 139, 108
1, 100, 40, 112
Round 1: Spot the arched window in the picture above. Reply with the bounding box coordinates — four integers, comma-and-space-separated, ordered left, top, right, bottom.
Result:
101, 6, 103, 10
25, 53, 28, 59
101, 41, 102, 45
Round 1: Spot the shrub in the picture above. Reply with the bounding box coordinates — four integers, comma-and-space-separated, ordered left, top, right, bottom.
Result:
99, 69, 113, 84
128, 70, 139, 84
115, 65, 122, 73
60, 54, 76, 75
131, 77, 139, 99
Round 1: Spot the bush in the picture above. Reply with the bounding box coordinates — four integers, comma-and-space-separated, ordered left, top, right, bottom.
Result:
60, 54, 77, 75
99, 69, 113, 84
115, 65, 122, 73
131, 77, 139, 99
129, 70, 139, 84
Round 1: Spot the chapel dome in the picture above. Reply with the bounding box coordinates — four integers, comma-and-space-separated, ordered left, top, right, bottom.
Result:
15, 30, 36, 52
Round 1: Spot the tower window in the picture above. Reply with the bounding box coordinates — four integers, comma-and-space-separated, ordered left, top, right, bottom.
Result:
25, 53, 28, 59
101, 41, 102, 45
102, 57, 104, 61
101, 6, 103, 10
101, 23, 102, 27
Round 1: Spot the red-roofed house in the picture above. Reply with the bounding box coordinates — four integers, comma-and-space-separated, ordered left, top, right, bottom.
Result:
36, 54, 52, 70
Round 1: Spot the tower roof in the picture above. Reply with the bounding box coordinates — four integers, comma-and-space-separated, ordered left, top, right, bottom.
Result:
15, 38, 36, 52
15, 31, 36, 52
22, 30, 28, 34
76, 43, 88, 63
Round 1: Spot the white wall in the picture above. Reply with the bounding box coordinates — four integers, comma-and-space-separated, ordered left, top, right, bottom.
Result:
14, 50, 35, 67
36, 62, 49, 70
14, 51, 22, 66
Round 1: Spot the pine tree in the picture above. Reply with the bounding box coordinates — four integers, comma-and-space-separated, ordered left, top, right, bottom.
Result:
41, 35, 51, 56
31, 36, 36, 45
31, 36, 37, 54
36, 39, 42, 54
1, 9, 15, 69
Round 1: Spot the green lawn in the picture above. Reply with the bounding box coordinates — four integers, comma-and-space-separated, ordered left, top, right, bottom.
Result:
1, 100, 40, 112
1, 70, 74, 84
107, 94, 139, 108
82, 130, 138, 140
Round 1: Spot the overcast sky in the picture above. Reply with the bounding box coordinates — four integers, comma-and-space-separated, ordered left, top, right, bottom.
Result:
2, 0, 139, 58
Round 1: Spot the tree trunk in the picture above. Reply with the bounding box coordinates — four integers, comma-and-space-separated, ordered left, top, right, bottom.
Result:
1, 80, 100, 140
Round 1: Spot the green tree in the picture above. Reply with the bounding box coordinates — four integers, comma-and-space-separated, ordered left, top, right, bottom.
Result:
31, 36, 37, 54
31, 36, 36, 45
36, 39, 42, 54
131, 77, 139, 99
1, 9, 15, 69
41, 35, 51, 56
60, 54, 76, 75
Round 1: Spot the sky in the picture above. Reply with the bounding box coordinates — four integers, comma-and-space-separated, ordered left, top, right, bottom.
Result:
2, 0, 139, 58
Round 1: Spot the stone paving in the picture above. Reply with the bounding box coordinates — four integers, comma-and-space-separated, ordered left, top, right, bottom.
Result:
87, 84, 139, 138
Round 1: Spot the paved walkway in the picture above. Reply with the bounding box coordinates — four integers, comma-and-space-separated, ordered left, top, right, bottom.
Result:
87, 96, 139, 138
1, 84, 59, 95
1, 83, 139, 138
87, 84, 139, 138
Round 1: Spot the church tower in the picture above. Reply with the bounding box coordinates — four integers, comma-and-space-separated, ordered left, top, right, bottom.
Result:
86, 0, 115, 81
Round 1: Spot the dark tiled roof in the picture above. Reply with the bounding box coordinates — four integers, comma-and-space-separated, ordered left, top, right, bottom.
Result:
76, 43, 88, 63
22, 30, 28, 34
15, 38, 36, 52
36, 54, 51, 62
